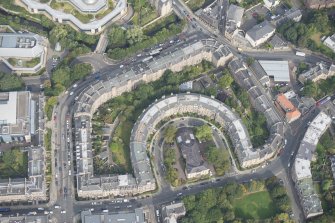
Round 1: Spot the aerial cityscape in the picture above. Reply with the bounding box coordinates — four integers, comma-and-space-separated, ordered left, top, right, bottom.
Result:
0, 0, 335, 222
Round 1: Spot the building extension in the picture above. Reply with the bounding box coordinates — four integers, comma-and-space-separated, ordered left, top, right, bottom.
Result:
73, 39, 233, 198
0, 91, 35, 143
18, 0, 128, 34
292, 112, 332, 218
245, 21, 275, 47
0, 31, 47, 73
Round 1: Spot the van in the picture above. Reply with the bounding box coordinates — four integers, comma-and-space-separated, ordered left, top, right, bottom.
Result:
37, 208, 44, 211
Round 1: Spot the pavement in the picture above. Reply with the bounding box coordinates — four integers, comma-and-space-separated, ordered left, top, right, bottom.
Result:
4, 2, 334, 223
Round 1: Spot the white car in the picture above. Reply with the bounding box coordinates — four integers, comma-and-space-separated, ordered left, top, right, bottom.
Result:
120, 64, 124, 68
69, 92, 74, 96
61, 210, 66, 214
73, 84, 77, 88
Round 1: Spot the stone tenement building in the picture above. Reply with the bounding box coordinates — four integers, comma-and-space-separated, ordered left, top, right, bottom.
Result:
74, 39, 233, 198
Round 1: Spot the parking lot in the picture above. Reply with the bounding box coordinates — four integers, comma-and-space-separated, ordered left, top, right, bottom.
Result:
241, 4, 270, 31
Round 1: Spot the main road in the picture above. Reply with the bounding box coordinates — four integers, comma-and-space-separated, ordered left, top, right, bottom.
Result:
7, 3, 330, 223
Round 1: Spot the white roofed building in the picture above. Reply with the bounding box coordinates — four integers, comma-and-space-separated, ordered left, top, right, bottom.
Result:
0, 91, 35, 143
258, 60, 290, 82
0, 30, 47, 73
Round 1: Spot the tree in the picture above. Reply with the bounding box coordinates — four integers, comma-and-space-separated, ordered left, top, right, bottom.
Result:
195, 125, 212, 142
302, 80, 318, 98
322, 180, 332, 192
218, 72, 234, 89
164, 126, 177, 144
126, 26, 144, 45
108, 26, 127, 48
246, 57, 255, 66
0, 72, 23, 92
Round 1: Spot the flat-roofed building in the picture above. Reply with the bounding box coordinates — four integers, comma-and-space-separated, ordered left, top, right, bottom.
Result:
81, 208, 146, 223
18, 0, 128, 34
0, 30, 47, 73
258, 60, 290, 82
0, 91, 35, 143
67, 0, 108, 13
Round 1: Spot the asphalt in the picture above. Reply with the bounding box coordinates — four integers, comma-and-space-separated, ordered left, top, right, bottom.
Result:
3, 2, 332, 223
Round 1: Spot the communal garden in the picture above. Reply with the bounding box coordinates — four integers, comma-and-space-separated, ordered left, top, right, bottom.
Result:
162, 123, 231, 187
181, 177, 293, 222
91, 60, 214, 175
309, 130, 335, 223
0, 148, 28, 179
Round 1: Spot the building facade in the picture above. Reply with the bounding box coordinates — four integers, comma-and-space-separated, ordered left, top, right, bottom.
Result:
292, 112, 331, 218
18, 0, 128, 34
74, 39, 233, 198
0, 29, 47, 74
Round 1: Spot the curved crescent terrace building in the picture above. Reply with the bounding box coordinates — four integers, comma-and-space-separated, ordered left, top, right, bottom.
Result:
73, 39, 234, 198
18, 0, 127, 34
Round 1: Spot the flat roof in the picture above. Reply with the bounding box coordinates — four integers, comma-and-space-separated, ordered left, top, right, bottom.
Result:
259, 60, 290, 82
0, 92, 17, 124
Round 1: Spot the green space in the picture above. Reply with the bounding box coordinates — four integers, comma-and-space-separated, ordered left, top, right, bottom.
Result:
106, 15, 185, 60
309, 130, 335, 223
229, 0, 263, 9
164, 143, 180, 186
204, 145, 230, 176
92, 60, 214, 175
45, 96, 57, 121
233, 191, 276, 219
0, 72, 24, 92
50, 0, 93, 23
44, 128, 52, 186
278, 10, 335, 60
218, 69, 269, 147
0, 148, 28, 179
129, 0, 157, 26
181, 177, 293, 222
8, 57, 40, 68
300, 75, 335, 100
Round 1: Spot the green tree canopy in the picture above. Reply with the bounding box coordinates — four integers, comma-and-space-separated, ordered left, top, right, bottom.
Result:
195, 125, 212, 142
164, 126, 177, 144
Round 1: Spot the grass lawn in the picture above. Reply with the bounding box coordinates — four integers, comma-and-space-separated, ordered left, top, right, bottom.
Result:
0, 148, 28, 179
310, 33, 322, 46
109, 121, 133, 172
233, 191, 277, 219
